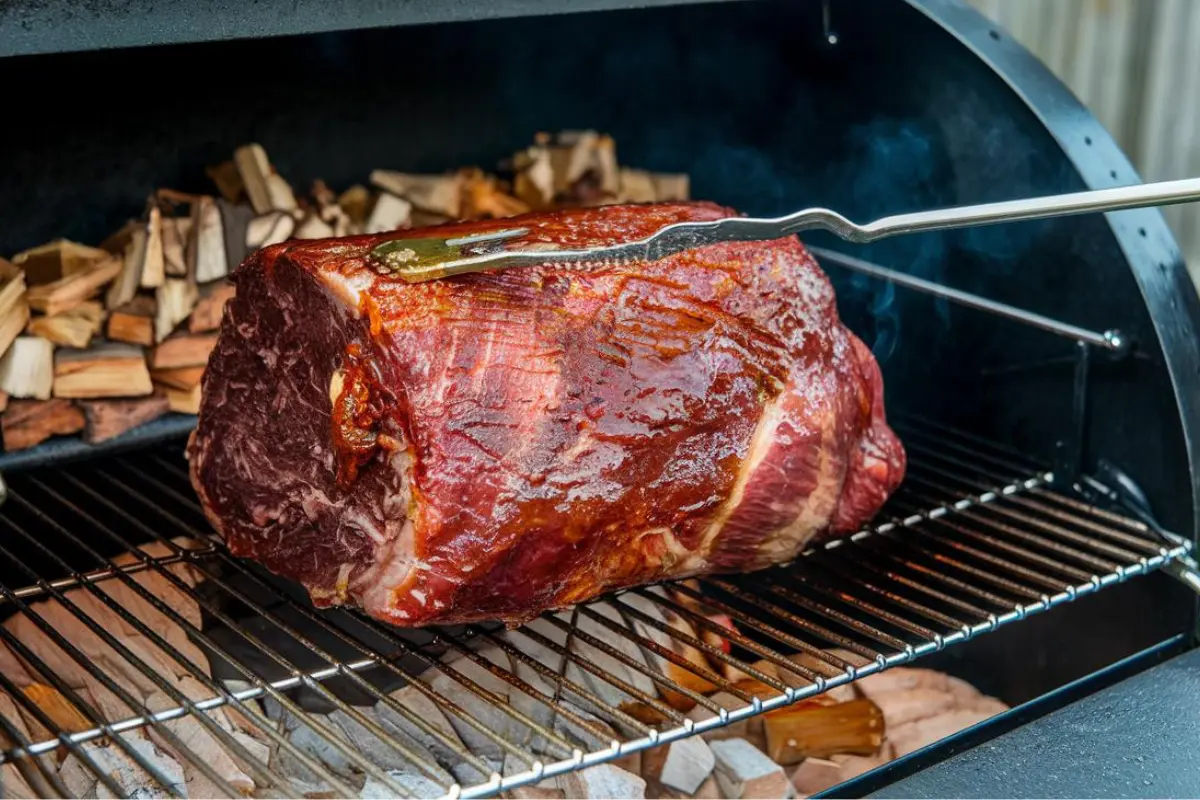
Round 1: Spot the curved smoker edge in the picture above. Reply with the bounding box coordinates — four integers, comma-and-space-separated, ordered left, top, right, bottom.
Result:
0, 414, 196, 474
908, 0, 1200, 548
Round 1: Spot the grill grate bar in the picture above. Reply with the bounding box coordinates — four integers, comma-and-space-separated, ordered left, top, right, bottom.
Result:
0, 488, 366, 798
25, 473, 427, 800
0, 511, 296, 798
0, 429, 1190, 800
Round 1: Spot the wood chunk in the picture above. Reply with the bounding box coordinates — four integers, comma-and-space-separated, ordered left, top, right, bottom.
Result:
555, 763, 646, 799
80, 396, 170, 444
0, 297, 30, 362
140, 206, 166, 289
595, 135, 619, 195
460, 168, 530, 219
365, 193, 413, 234
28, 255, 122, 317
711, 738, 795, 799
653, 736, 716, 795
867, 687, 959, 729
830, 748, 894, 781
618, 168, 658, 203
162, 216, 190, 277
370, 170, 462, 218
161, 382, 201, 414
513, 145, 555, 210
206, 160, 245, 203
27, 300, 104, 349
53, 343, 153, 399
189, 197, 229, 284
218, 199, 254, 271
151, 333, 218, 370
11, 240, 111, 285
2, 398, 85, 451
0, 257, 27, 307
294, 213, 335, 240
886, 708, 1000, 758
338, 185, 373, 226
763, 699, 884, 765
155, 278, 199, 343
246, 210, 296, 250
189, 282, 236, 333
107, 295, 157, 346
651, 173, 690, 202
150, 366, 204, 391
789, 757, 843, 797
0, 336, 53, 399
234, 143, 298, 214
105, 227, 146, 309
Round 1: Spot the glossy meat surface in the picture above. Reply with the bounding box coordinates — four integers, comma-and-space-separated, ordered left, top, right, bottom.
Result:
188, 202, 906, 626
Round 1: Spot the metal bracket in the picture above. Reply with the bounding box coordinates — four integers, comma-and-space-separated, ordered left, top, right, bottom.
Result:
1052, 340, 1091, 489
1078, 470, 1200, 596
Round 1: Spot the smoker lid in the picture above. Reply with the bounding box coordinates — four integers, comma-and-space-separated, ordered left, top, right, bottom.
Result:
0, 0, 714, 59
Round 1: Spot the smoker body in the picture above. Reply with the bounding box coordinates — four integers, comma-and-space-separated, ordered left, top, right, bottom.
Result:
0, 0, 1197, 796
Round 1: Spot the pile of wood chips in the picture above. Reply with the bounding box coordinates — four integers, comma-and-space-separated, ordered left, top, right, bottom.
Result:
0, 132, 690, 453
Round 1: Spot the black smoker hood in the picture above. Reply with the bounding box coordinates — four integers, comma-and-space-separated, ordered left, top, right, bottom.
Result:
0, 0, 1198, 797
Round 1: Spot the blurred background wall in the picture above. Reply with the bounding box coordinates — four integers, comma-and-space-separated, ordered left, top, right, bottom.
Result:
966, 0, 1200, 282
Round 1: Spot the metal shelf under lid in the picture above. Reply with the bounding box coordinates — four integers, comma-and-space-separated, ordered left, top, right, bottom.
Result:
0, 419, 1191, 799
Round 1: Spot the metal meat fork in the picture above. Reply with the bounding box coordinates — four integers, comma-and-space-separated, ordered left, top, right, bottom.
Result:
368, 176, 1200, 283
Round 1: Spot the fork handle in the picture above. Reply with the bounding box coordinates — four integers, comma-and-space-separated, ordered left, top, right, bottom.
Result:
840, 176, 1200, 243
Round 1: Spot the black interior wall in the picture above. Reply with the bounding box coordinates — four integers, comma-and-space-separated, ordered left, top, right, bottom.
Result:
0, 0, 1193, 698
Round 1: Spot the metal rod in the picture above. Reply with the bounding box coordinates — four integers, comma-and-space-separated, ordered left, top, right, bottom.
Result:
808, 246, 1123, 350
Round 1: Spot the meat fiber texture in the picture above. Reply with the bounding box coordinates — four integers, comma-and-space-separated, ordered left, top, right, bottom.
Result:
188, 202, 906, 626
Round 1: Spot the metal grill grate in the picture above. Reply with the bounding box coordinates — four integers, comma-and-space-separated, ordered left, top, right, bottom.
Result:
0, 419, 1191, 799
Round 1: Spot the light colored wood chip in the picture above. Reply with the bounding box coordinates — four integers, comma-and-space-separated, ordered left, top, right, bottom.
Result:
513, 145, 555, 210
294, 214, 334, 240
189, 197, 229, 284
160, 383, 202, 414
11, 240, 111, 285
0, 259, 29, 315
28, 255, 122, 317
365, 193, 412, 234
555, 763, 646, 799
789, 757, 843, 796
27, 300, 104, 349
155, 278, 199, 343
79, 396, 170, 444
162, 216, 189, 277
150, 333, 218, 370
107, 294, 157, 347
618, 168, 657, 203
0, 297, 30, 362
370, 170, 462, 217
234, 143, 297, 214
711, 738, 795, 799
53, 343, 152, 399
655, 736, 716, 795
150, 365, 204, 391
245, 210, 296, 250
460, 168, 530, 220
651, 173, 690, 201
140, 206, 166, 289
0, 336, 53, 400
1, 398, 85, 451
188, 282, 235, 333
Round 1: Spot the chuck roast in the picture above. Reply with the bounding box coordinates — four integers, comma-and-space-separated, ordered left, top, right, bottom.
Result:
187, 202, 906, 626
